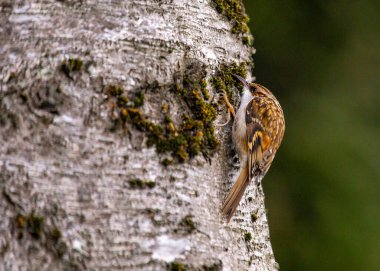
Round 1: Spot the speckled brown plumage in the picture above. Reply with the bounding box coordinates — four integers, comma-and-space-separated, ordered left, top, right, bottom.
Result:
222, 76, 285, 222
245, 83, 285, 179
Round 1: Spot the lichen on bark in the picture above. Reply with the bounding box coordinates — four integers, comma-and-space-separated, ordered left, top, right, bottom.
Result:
105, 60, 219, 163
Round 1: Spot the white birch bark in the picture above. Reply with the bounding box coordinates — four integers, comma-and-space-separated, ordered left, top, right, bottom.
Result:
0, 0, 279, 270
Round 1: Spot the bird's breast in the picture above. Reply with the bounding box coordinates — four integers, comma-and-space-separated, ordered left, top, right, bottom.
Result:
232, 90, 253, 157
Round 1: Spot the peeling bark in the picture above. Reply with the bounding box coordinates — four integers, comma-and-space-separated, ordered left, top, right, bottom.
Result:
0, 0, 279, 270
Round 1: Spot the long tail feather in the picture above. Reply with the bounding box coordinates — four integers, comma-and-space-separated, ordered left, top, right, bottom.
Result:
221, 162, 250, 222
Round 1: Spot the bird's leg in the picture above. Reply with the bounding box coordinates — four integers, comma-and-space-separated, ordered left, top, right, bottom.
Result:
214, 90, 236, 127
221, 90, 236, 118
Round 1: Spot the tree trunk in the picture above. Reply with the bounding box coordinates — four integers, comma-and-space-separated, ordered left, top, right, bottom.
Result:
0, 0, 279, 270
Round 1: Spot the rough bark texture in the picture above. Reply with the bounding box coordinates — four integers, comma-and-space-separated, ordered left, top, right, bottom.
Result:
0, 1, 279, 270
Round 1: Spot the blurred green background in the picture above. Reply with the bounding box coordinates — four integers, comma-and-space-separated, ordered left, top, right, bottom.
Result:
243, 1, 380, 270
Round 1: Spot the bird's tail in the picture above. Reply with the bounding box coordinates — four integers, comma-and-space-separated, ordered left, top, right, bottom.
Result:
221, 162, 250, 222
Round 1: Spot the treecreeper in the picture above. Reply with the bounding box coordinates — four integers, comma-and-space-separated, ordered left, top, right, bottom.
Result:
221, 75, 285, 222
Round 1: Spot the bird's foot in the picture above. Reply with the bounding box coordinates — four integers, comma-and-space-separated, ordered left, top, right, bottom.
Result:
214, 90, 236, 127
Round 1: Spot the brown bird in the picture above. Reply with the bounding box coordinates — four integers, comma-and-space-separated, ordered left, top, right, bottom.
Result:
221, 75, 285, 222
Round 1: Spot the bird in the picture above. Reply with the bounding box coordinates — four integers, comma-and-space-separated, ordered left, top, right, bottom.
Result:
221, 75, 285, 222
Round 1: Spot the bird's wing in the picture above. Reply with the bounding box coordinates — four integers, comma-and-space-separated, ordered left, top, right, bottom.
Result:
245, 98, 269, 180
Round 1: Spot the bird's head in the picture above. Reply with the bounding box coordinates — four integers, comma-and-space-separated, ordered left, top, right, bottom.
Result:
232, 74, 274, 98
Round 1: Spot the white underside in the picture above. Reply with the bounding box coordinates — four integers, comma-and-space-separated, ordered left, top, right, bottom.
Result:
233, 88, 253, 159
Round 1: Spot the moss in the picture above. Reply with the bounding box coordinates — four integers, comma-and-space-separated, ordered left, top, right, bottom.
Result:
200, 79, 207, 89
200, 79, 210, 100
186, 89, 217, 122
203, 125, 219, 150
107, 66, 220, 163
167, 262, 188, 271
49, 227, 62, 243
176, 145, 190, 161
251, 212, 258, 223
60, 58, 83, 79
242, 36, 253, 47
128, 178, 144, 188
172, 86, 219, 159
26, 212, 44, 239
128, 178, 156, 189
125, 108, 146, 128
156, 135, 186, 152
161, 103, 169, 113
133, 91, 145, 107
210, 62, 247, 107
244, 232, 252, 242
202, 261, 223, 271
15, 211, 67, 258
179, 215, 196, 233
145, 180, 156, 188
161, 158, 173, 167
211, 0, 251, 43
107, 85, 124, 97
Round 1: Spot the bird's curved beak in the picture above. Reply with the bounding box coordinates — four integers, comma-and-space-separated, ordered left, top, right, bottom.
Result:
232, 74, 250, 89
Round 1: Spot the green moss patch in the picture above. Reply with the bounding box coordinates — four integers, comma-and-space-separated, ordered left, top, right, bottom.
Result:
179, 215, 197, 233
167, 261, 222, 271
15, 211, 67, 258
200, 79, 210, 100
167, 261, 188, 271
210, 62, 248, 106
60, 58, 83, 79
251, 212, 258, 223
161, 158, 174, 167
244, 232, 252, 242
211, 0, 252, 45
107, 65, 220, 162
128, 178, 156, 189
201, 261, 223, 271
16, 212, 45, 239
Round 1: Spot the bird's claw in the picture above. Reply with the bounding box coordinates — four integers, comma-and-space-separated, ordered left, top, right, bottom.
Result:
215, 109, 231, 127
214, 89, 236, 126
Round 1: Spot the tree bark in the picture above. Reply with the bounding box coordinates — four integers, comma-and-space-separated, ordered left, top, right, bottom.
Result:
0, 0, 279, 270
